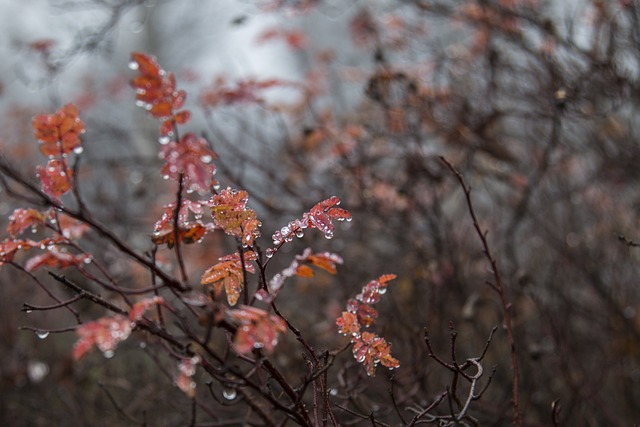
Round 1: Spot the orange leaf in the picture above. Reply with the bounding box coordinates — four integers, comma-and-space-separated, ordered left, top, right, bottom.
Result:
295, 264, 314, 278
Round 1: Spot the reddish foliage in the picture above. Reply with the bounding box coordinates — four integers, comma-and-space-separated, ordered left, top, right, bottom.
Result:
72, 315, 132, 360
25, 247, 91, 272
271, 196, 351, 245
175, 356, 200, 397
336, 275, 399, 376
129, 296, 165, 322
201, 251, 257, 305
159, 132, 217, 193
6, 208, 45, 236
199, 76, 286, 107
129, 52, 191, 132
352, 332, 400, 377
32, 103, 84, 158
151, 223, 207, 248
210, 188, 261, 246
36, 159, 72, 199
227, 305, 287, 354
258, 28, 307, 50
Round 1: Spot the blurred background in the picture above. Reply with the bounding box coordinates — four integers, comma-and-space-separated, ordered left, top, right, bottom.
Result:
1, 0, 640, 425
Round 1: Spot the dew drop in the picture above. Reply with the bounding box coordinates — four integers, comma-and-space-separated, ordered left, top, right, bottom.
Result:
222, 388, 237, 400
128, 60, 139, 70
35, 330, 49, 339
324, 231, 334, 239
378, 287, 387, 295
200, 155, 212, 164
83, 256, 92, 264
265, 248, 275, 258
162, 175, 170, 180
159, 135, 171, 145
103, 350, 115, 359
25, 309, 33, 314
253, 342, 264, 349
73, 146, 84, 155
329, 388, 338, 396
295, 229, 304, 238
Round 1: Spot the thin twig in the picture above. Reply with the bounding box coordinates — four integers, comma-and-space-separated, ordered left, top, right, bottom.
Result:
439, 156, 521, 426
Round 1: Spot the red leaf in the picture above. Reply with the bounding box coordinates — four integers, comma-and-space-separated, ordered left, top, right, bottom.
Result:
7, 208, 45, 236
32, 103, 85, 158
151, 223, 206, 248
72, 315, 132, 360
129, 296, 165, 322
336, 311, 360, 336
57, 214, 90, 240
227, 305, 287, 354
174, 110, 191, 125
37, 159, 72, 198
306, 252, 343, 275
160, 133, 217, 193
295, 264, 314, 278
25, 247, 91, 272
211, 188, 261, 245
201, 251, 256, 305
175, 356, 200, 397
130, 52, 161, 77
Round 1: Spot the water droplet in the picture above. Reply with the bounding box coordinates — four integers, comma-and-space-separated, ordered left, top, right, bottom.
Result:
73, 146, 84, 155
253, 342, 264, 349
25, 309, 33, 314
222, 388, 237, 400
128, 60, 139, 70
265, 248, 275, 258
346, 217, 353, 222
35, 330, 49, 339
200, 155, 212, 164
162, 175, 170, 180
103, 350, 115, 359
31, 227, 37, 234
295, 229, 304, 238
83, 256, 92, 264
324, 231, 334, 239
159, 135, 171, 145
378, 287, 387, 295
329, 388, 338, 396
